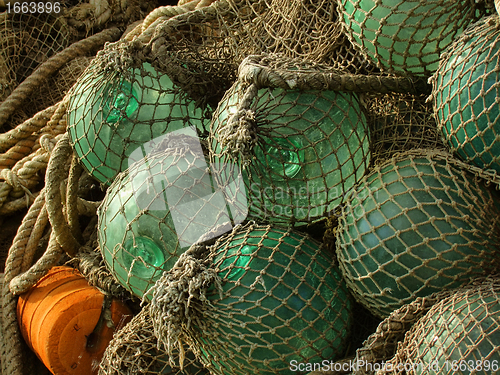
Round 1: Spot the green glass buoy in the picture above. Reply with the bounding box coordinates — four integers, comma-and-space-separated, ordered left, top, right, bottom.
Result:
98, 130, 244, 299
336, 151, 500, 318
210, 84, 370, 225
194, 225, 352, 375
433, 16, 500, 172
67, 61, 206, 185
340, 0, 482, 75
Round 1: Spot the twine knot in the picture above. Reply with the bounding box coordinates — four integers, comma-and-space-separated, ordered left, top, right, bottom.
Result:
0, 168, 25, 190
39, 134, 56, 153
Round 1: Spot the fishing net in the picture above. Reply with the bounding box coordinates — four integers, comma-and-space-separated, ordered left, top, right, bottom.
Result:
130, 222, 353, 375
336, 148, 500, 319
99, 305, 208, 375
432, 15, 500, 175
0, 3, 71, 103
380, 275, 500, 375
65, 35, 221, 186
366, 92, 445, 165
338, 0, 491, 76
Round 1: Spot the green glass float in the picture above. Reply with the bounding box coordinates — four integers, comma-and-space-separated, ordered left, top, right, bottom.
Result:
67, 60, 206, 185
393, 282, 500, 374
194, 225, 353, 375
210, 83, 370, 225
98, 129, 244, 299
339, 0, 484, 75
336, 150, 500, 318
433, 16, 500, 173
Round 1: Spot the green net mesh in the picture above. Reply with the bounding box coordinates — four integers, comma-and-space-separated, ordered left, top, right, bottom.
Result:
148, 222, 353, 375
209, 54, 371, 226
67, 39, 216, 186
384, 276, 500, 374
338, 0, 490, 76
336, 148, 500, 319
432, 15, 500, 175
367, 92, 445, 165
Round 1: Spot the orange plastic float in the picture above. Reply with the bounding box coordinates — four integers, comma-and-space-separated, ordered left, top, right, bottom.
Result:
17, 266, 133, 375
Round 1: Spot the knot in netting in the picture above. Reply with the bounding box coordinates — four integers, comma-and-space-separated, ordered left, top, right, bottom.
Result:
218, 108, 258, 165
95, 39, 145, 75
149, 247, 222, 368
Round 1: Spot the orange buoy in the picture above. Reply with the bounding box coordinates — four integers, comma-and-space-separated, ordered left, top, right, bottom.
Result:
17, 266, 133, 375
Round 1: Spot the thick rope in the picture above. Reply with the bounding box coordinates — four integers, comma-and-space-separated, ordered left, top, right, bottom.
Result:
1, 190, 46, 375
19, 204, 49, 273
238, 54, 431, 94
10, 231, 63, 296
0, 136, 38, 170
0, 103, 58, 153
66, 155, 84, 244
141, 0, 202, 33
0, 27, 122, 128
45, 133, 81, 257
0, 100, 67, 212
0, 191, 38, 216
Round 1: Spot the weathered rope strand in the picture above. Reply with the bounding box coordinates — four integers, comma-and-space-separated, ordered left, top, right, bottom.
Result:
238, 54, 431, 94
45, 133, 81, 257
66, 155, 84, 244
0, 104, 58, 153
10, 230, 64, 295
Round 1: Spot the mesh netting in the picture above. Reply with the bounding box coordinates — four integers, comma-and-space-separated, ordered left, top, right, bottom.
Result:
144, 0, 380, 77
336, 148, 500, 319
382, 276, 500, 374
432, 15, 500, 175
146, 222, 352, 375
0, 5, 71, 102
66, 39, 216, 186
338, 0, 490, 76
209, 54, 372, 226
366, 92, 445, 164
99, 306, 208, 375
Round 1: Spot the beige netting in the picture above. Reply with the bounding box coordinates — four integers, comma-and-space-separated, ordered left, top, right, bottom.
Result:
338, 0, 491, 76
209, 53, 403, 227
367, 92, 445, 165
99, 306, 208, 375
432, 15, 500, 175
336, 148, 500, 319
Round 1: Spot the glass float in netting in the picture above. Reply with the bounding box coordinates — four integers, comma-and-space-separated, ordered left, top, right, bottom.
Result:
336, 150, 500, 318
210, 82, 370, 226
339, 0, 487, 75
67, 60, 207, 185
163, 224, 353, 375
98, 127, 247, 299
433, 16, 500, 173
